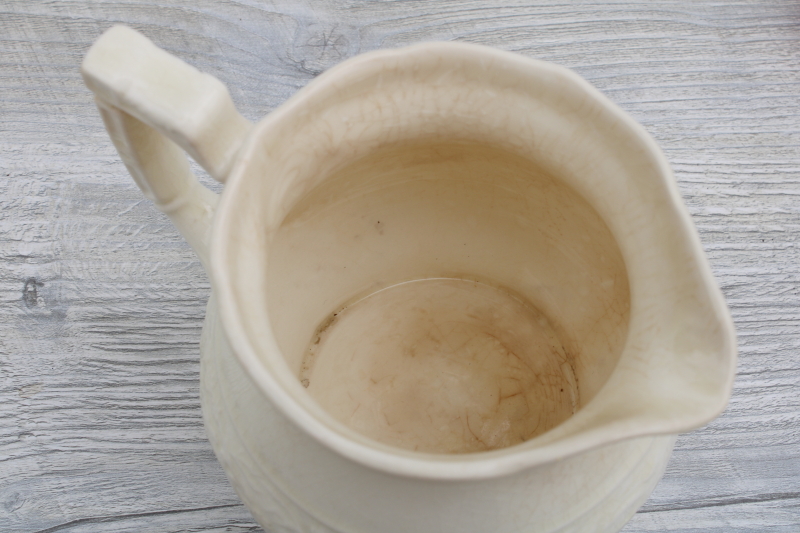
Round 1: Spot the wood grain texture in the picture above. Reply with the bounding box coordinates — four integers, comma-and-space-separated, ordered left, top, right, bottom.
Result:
0, 0, 798, 531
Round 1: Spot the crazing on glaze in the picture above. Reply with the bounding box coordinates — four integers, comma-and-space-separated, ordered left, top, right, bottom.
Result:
302, 278, 579, 453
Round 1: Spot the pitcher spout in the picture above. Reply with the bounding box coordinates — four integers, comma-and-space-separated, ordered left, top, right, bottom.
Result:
524, 218, 738, 462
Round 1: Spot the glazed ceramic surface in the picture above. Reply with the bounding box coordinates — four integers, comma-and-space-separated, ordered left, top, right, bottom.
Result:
81, 25, 736, 533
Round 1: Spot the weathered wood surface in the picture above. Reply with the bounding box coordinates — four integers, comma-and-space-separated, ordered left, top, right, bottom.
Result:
1, 0, 798, 531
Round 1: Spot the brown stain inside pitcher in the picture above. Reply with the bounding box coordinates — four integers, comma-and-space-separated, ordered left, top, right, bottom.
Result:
269, 141, 629, 455
300, 278, 579, 454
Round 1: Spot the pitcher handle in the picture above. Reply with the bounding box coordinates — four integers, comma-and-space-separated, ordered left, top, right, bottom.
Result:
81, 25, 252, 268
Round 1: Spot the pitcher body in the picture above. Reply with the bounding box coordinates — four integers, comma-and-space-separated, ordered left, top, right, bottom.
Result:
82, 25, 736, 533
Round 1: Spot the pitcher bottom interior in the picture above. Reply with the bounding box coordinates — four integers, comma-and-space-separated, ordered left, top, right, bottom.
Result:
302, 278, 577, 453
266, 141, 630, 454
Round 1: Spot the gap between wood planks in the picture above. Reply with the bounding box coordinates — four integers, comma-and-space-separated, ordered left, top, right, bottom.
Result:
31, 503, 248, 533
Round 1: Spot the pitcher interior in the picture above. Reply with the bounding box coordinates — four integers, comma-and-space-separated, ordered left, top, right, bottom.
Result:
265, 140, 630, 454
218, 46, 734, 461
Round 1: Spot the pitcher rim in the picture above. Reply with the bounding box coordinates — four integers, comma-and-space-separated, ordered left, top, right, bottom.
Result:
210, 41, 736, 480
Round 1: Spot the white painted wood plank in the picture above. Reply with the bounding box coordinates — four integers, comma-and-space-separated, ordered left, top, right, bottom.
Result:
1, 1, 798, 531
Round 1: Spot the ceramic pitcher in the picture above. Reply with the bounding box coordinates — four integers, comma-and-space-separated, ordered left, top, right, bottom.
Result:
81, 25, 736, 533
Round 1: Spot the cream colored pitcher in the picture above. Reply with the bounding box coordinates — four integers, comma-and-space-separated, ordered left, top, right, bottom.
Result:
82, 25, 736, 533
